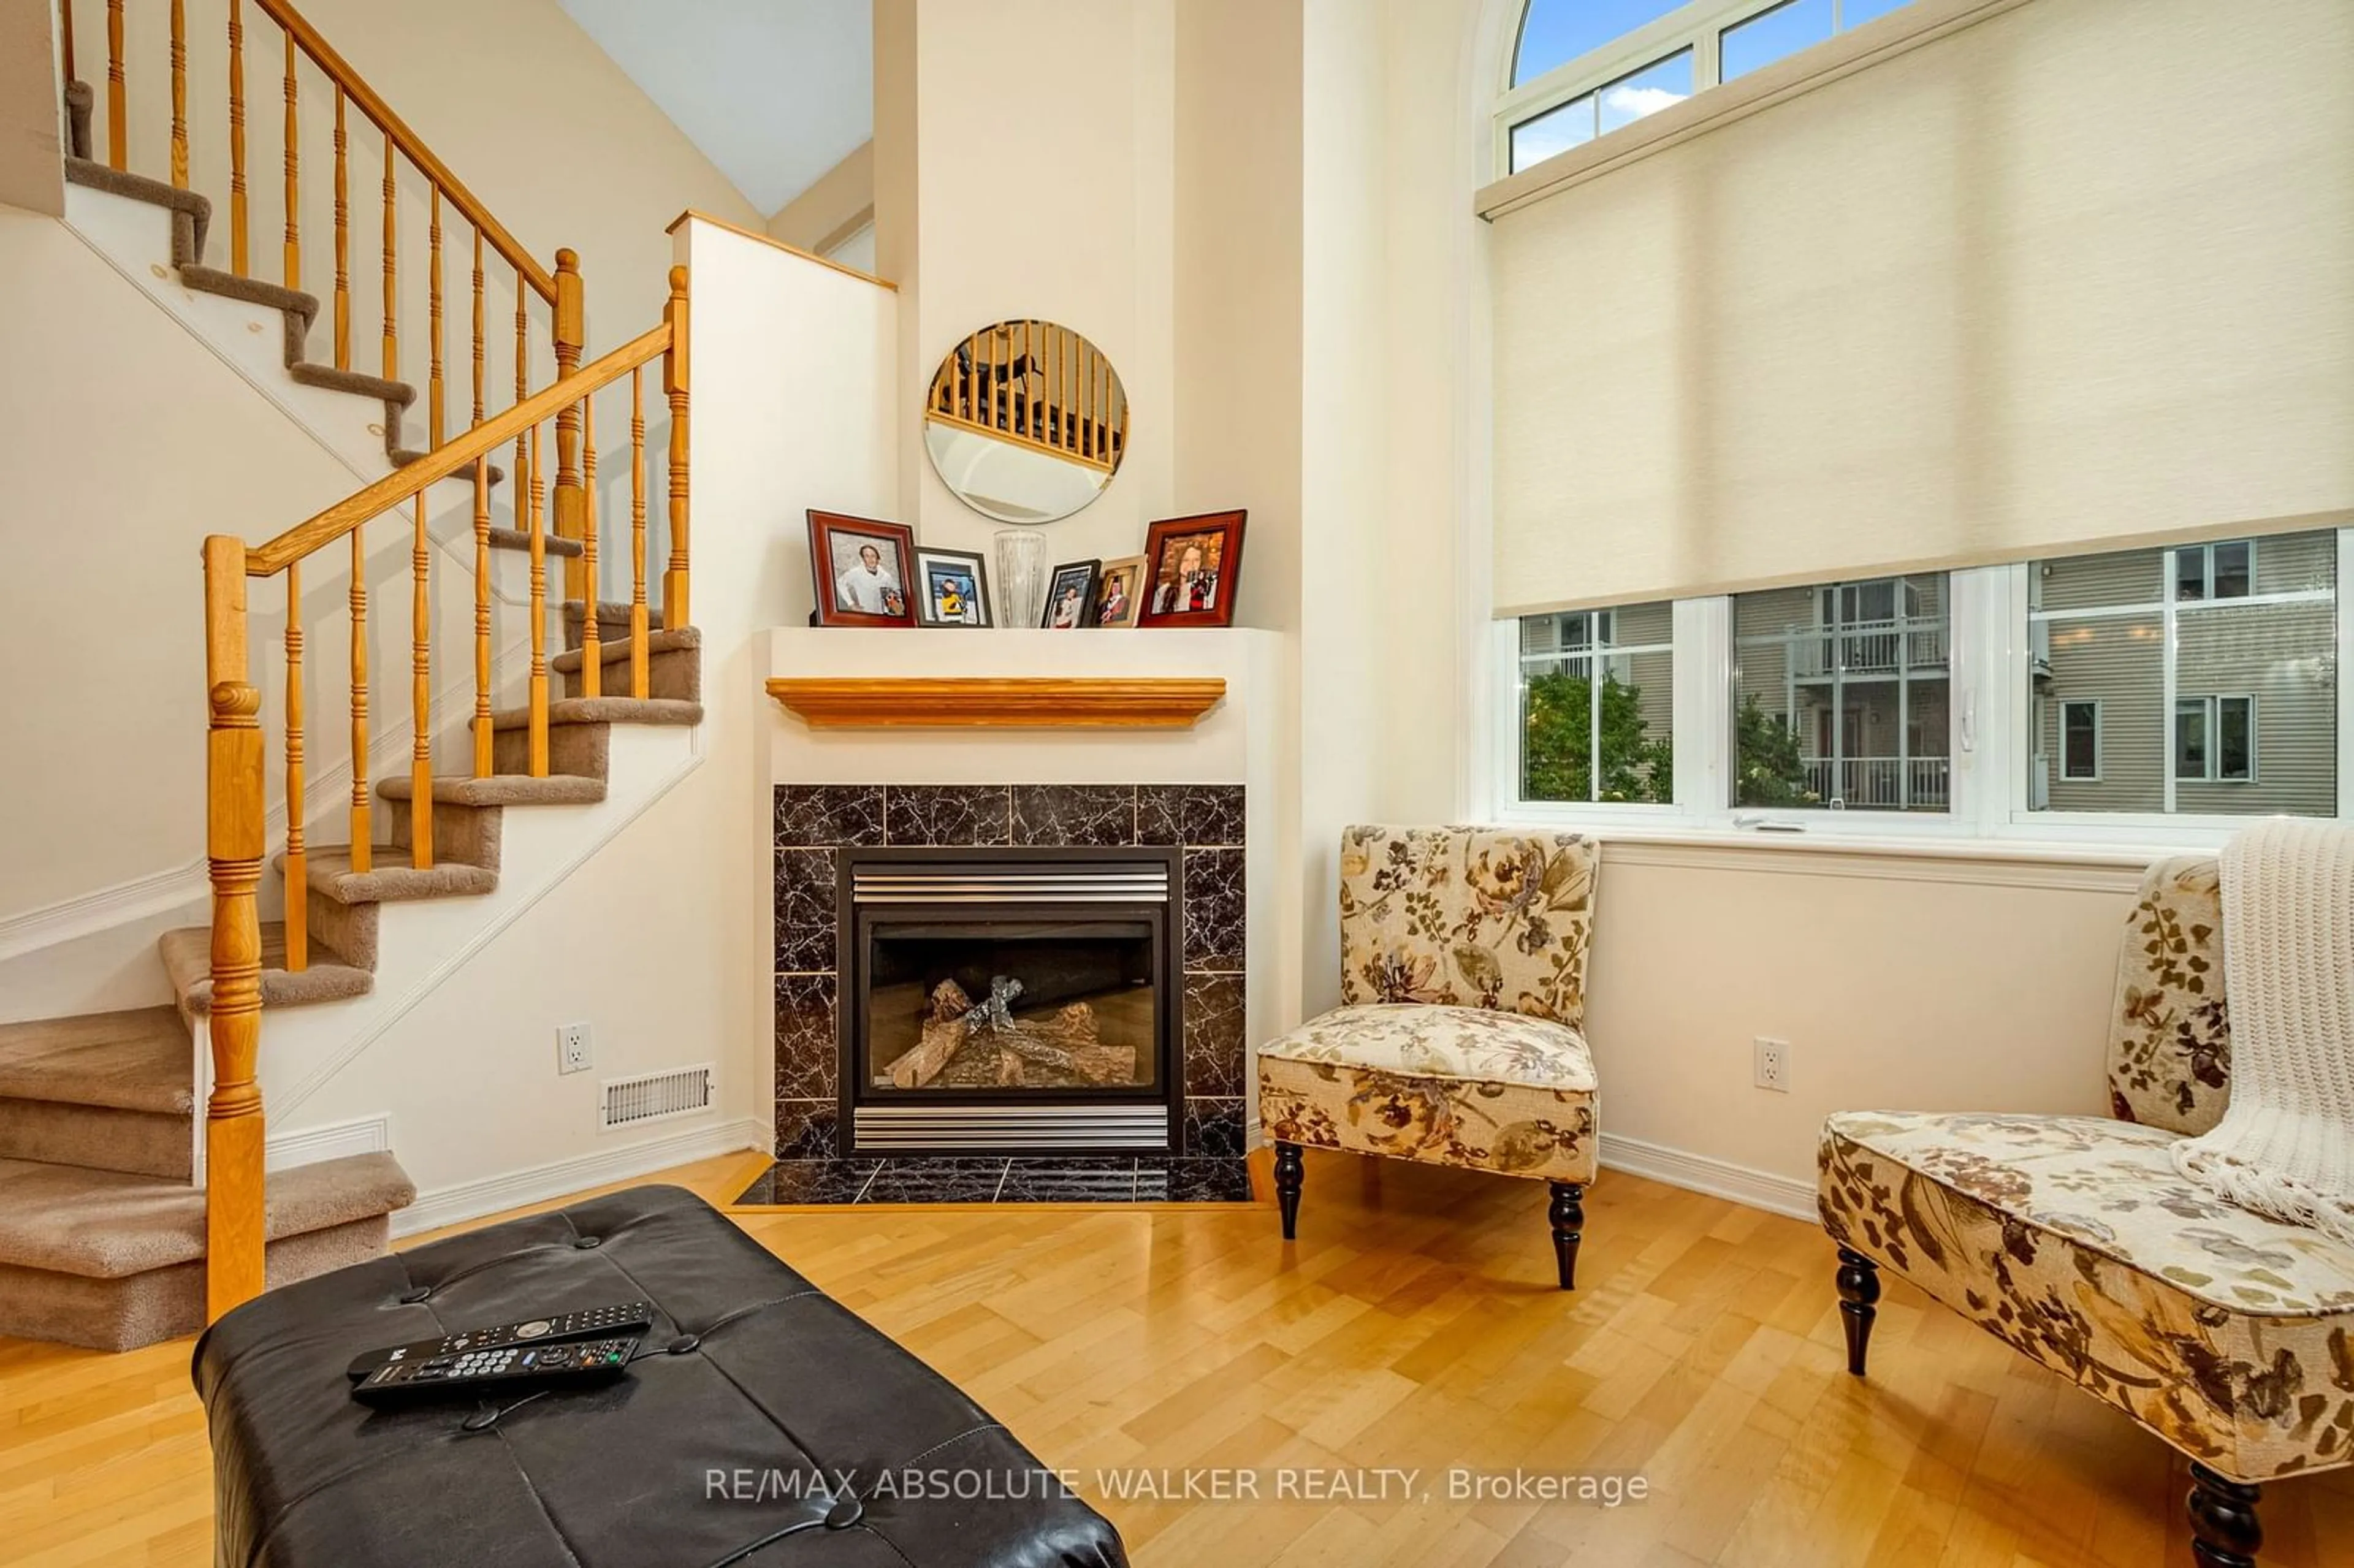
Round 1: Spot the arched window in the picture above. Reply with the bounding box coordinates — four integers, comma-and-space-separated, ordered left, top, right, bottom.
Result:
1498, 0, 1920, 175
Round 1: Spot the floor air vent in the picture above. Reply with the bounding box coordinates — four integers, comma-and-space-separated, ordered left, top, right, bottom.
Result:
600, 1064, 715, 1131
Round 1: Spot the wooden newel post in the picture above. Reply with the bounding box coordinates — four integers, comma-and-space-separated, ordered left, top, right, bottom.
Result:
552, 249, 587, 599
202, 538, 267, 1321
663, 265, 690, 631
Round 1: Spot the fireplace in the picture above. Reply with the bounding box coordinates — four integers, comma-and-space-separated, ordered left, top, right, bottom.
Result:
840, 847, 1183, 1154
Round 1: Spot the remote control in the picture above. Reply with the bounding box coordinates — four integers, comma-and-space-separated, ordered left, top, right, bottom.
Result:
351, 1331, 646, 1407
345, 1302, 655, 1380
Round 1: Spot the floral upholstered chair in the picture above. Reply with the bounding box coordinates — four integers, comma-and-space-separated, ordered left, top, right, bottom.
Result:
1258, 826, 1599, 1288
1819, 856, 2354, 1568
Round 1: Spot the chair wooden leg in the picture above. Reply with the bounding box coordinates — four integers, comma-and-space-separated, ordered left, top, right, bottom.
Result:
1835, 1247, 1881, 1376
2187, 1463, 2262, 1568
1548, 1182, 1583, 1290
1274, 1141, 1303, 1241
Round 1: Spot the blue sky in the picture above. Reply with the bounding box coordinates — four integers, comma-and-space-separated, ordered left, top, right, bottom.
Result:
1514, 0, 1919, 88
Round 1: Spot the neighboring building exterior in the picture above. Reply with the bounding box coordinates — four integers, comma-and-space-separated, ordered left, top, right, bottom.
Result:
1735, 574, 1951, 812
1519, 601, 1674, 801
2031, 532, 2336, 818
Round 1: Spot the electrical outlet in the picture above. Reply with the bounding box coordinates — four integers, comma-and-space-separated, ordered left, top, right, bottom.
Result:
558, 1022, 594, 1076
1753, 1037, 1791, 1093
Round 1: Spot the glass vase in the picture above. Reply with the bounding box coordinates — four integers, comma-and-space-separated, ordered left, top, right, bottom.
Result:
994, 528, 1049, 628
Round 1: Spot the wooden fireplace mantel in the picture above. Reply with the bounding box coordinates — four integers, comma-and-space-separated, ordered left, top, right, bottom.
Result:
764, 676, 1227, 729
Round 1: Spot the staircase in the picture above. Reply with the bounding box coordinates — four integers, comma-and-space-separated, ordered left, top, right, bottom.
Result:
1, 0, 699, 1352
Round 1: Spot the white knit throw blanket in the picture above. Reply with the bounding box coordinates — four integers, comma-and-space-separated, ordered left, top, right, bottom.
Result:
2170, 818, 2354, 1244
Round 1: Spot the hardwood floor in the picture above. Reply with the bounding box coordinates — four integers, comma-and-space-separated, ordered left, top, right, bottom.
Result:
2, 1147, 2347, 1566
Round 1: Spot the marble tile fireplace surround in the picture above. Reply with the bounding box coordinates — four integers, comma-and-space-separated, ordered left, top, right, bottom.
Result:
758, 628, 1280, 1204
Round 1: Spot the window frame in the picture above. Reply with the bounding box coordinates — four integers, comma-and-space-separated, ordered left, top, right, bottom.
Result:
2059, 698, 2102, 783
1485, 530, 2354, 852
1495, 0, 1908, 177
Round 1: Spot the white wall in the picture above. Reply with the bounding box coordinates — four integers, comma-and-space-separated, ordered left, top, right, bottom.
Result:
291, 219, 897, 1200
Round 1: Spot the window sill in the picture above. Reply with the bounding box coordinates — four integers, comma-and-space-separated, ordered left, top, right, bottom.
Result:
1477, 0, 2034, 220
1492, 816, 2185, 892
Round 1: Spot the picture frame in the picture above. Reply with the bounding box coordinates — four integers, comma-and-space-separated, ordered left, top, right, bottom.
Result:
807, 511, 918, 628
1137, 510, 1246, 628
1091, 555, 1146, 629
912, 546, 991, 628
1042, 560, 1101, 630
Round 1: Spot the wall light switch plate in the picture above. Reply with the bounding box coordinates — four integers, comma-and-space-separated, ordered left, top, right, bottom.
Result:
1753, 1037, 1790, 1093
558, 1022, 594, 1076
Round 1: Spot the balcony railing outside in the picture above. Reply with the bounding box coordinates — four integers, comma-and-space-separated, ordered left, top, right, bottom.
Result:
1788, 618, 1948, 678
1801, 756, 1951, 810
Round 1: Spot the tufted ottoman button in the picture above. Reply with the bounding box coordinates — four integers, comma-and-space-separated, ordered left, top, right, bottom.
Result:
666, 1334, 699, 1355
398, 1288, 432, 1304
573, 1236, 602, 1249
824, 1496, 864, 1529
460, 1409, 500, 1433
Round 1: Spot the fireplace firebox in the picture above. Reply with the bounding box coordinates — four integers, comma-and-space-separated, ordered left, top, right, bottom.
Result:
839, 847, 1183, 1155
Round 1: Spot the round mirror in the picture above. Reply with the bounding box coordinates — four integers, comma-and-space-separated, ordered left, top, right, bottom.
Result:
923, 320, 1128, 524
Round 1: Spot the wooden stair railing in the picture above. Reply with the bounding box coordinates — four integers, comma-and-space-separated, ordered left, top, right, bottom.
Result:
925, 321, 1127, 474
199, 270, 690, 1320
70, 0, 590, 576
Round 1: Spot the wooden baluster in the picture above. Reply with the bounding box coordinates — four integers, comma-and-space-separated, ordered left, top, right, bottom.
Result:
59, 0, 73, 84
380, 129, 397, 382
514, 261, 527, 479
348, 526, 370, 873
105, 0, 124, 170
428, 189, 444, 446
527, 424, 549, 777
281, 30, 298, 290
409, 494, 432, 870
227, 0, 247, 274
470, 229, 485, 427
201, 537, 265, 1320
169, 0, 187, 188
580, 397, 600, 698
662, 267, 690, 630
630, 367, 649, 699
472, 460, 492, 776
552, 251, 585, 599
283, 563, 307, 972
331, 88, 347, 367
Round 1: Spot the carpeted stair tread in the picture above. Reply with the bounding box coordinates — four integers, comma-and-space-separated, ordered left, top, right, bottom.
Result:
0, 1098, 191, 1181
177, 264, 318, 324
551, 626, 701, 674
291, 847, 500, 906
289, 361, 413, 405
64, 82, 92, 159
63, 157, 211, 257
0, 1008, 191, 1115
484, 526, 584, 557
377, 774, 607, 807
159, 923, 374, 1016
0, 1151, 414, 1280
489, 696, 703, 732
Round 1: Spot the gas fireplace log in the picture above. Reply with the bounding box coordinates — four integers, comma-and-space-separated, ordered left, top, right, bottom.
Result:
889, 1014, 969, 1089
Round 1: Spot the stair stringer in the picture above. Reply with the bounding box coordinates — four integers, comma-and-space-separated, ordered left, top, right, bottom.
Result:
193, 720, 704, 1179
61, 180, 550, 607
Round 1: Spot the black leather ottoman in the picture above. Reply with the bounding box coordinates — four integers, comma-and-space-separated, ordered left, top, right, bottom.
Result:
192, 1184, 1127, 1567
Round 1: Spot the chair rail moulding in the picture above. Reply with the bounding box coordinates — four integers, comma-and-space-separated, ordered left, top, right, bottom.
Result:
764, 677, 1227, 729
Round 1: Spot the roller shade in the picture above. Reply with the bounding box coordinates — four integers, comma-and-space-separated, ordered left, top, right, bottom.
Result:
1488, 0, 2354, 618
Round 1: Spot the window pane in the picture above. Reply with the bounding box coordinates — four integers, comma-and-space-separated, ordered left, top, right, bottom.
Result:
1518, 602, 1674, 804
2062, 704, 2098, 780
1598, 50, 1693, 136
1840, 0, 1918, 25
1723, 0, 1834, 81
1511, 0, 1687, 86
2212, 541, 2252, 599
1733, 574, 1950, 812
2174, 699, 2210, 780
1510, 93, 1597, 172
2218, 698, 2255, 782
2176, 546, 2209, 602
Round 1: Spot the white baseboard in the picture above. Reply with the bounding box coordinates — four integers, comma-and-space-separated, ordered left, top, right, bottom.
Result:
1249, 1117, 1817, 1222
1598, 1131, 1816, 1221
390, 1116, 771, 1238
268, 1113, 393, 1172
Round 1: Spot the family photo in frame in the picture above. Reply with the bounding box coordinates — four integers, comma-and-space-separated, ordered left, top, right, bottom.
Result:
1137, 510, 1245, 628
806, 511, 917, 627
